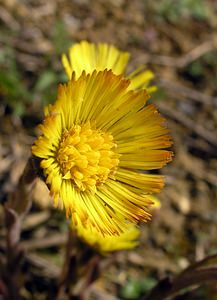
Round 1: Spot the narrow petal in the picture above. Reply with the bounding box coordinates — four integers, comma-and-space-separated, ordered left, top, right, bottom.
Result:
62, 41, 130, 79
128, 67, 157, 93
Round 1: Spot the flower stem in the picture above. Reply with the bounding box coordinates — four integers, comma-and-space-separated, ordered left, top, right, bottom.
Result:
55, 228, 101, 300
4, 158, 37, 300
55, 229, 77, 300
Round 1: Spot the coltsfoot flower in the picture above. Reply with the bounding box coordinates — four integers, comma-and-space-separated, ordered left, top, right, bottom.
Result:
32, 70, 172, 236
73, 219, 140, 254
62, 40, 156, 93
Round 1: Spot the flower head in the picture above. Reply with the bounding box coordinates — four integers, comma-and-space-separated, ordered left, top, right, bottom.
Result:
62, 40, 156, 93
73, 219, 140, 254
32, 70, 172, 236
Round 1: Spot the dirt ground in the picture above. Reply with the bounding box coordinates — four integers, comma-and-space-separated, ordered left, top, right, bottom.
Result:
0, 0, 217, 299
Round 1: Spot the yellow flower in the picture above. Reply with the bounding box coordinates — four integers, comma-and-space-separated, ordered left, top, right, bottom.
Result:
62, 40, 156, 93
32, 70, 172, 236
73, 219, 140, 254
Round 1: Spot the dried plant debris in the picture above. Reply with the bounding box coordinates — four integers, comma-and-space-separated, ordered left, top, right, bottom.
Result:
0, 0, 217, 299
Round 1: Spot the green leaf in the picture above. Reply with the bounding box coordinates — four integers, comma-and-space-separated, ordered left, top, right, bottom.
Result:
120, 280, 142, 299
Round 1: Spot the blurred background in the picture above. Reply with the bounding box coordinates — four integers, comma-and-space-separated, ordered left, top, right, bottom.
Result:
0, 0, 217, 299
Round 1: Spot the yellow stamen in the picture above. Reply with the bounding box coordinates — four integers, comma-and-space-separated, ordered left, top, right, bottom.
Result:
56, 122, 119, 192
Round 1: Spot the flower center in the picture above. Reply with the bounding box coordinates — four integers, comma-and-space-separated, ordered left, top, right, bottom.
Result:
57, 122, 119, 192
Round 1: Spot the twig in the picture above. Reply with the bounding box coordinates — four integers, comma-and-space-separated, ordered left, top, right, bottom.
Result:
55, 229, 77, 300
177, 39, 217, 68
0, 6, 20, 31
25, 253, 61, 279
158, 78, 217, 107
134, 38, 217, 68
157, 102, 217, 147
178, 149, 217, 186
142, 254, 217, 300
176, 253, 217, 277
21, 233, 67, 250
22, 211, 51, 230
